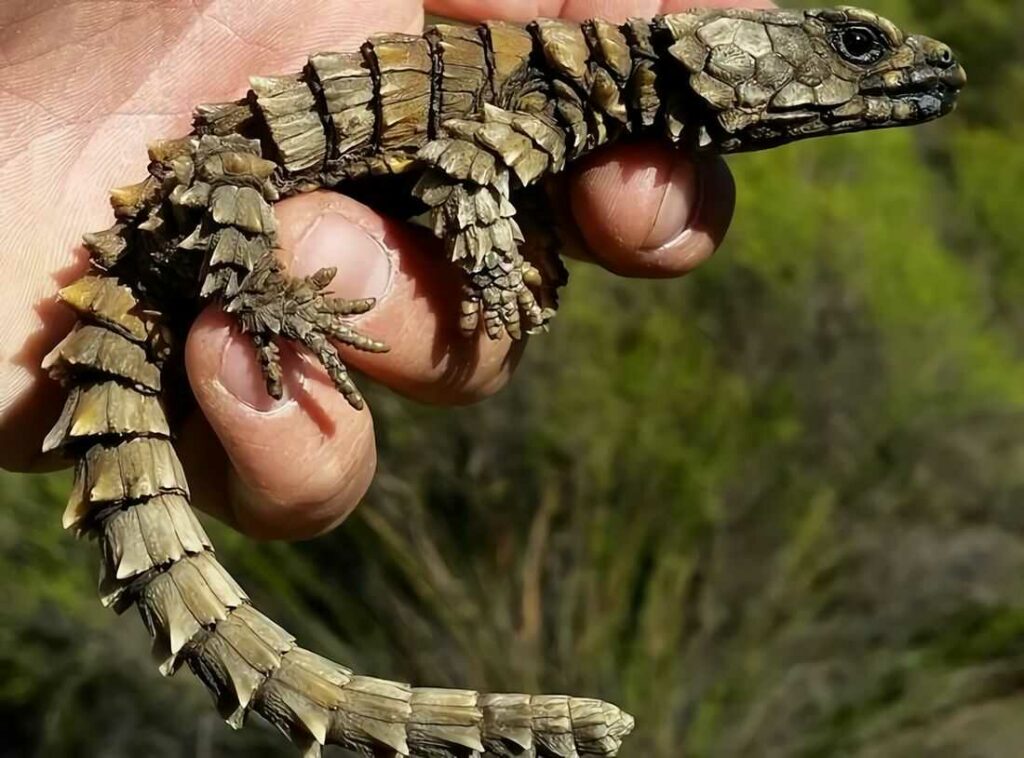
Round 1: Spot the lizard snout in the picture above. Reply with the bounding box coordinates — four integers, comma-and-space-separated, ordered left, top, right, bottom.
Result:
911, 35, 968, 92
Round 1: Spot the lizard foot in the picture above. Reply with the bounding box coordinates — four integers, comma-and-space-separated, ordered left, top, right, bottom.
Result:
460, 249, 553, 340
224, 256, 387, 409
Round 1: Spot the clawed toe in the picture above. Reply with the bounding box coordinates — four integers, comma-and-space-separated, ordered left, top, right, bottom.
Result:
460, 276, 553, 338
225, 260, 388, 409
325, 296, 376, 317
251, 332, 284, 399
320, 299, 388, 353
298, 329, 366, 409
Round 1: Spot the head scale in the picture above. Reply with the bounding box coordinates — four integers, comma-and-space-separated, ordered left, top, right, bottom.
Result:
659, 6, 967, 152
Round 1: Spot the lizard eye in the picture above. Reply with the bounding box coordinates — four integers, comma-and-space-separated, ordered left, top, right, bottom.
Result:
830, 24, 889, 65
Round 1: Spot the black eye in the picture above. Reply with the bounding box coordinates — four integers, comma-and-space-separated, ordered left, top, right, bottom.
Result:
830, 24, 889, 65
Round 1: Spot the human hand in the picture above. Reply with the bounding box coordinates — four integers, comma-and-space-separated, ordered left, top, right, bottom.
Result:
0, 0, 772, 538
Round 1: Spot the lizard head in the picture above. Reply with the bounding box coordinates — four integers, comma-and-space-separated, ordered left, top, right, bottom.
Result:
660, 6, 967, 152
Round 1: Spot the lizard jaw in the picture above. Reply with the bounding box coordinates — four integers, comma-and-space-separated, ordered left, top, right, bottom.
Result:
858, 56, 967, 123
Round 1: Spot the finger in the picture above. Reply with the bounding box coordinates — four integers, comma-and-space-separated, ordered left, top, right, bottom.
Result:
273, 191, 524, 404
425, 0, 775, 24
568, 143, 736, 277
185, 309, 378, 540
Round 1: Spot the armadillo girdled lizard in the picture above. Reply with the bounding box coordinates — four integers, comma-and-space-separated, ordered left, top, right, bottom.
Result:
42, 6, 965, 757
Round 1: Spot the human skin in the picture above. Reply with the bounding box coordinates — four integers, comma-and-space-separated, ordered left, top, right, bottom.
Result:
0, 0, 772, 539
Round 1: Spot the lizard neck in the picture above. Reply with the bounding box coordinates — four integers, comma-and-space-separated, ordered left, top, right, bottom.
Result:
645, 15, 721, 152
508, 16, 718, 167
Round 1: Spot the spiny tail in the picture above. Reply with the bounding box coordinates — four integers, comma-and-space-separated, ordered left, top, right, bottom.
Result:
42, 191, 633, 758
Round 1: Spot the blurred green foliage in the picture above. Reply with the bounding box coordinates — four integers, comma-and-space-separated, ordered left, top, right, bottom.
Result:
3, 1, 1024, 755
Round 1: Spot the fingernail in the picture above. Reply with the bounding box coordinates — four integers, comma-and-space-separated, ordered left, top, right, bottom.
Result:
641, 158, 701, 252
292, 213, 392, 301
219, 330, 293, 412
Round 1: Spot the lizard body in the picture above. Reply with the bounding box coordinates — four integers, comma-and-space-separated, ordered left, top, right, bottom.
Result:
42, 7, 964, 757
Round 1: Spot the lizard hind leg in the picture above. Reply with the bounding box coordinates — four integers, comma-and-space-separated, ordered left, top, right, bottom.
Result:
182, 134, 386, 409
223, 255, 387, 409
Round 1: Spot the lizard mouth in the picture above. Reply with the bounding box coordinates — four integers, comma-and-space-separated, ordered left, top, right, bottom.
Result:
861, 62, 967, 121
893, 84, 960, 120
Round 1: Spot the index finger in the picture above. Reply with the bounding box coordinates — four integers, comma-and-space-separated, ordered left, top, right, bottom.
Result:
425, 0, 775, 24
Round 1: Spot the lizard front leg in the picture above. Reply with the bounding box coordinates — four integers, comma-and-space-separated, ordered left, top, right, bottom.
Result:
413, 105, 569, 340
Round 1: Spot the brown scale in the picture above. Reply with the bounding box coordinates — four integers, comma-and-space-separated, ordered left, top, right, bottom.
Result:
42, 7, 966, 757
367, 34, 434, 156
429, 25, 489, 126
308, 49, 376, 170
482, 21, 535, 106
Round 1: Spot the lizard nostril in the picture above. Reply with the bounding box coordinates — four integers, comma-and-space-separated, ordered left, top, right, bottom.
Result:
934, 46, 955, 68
